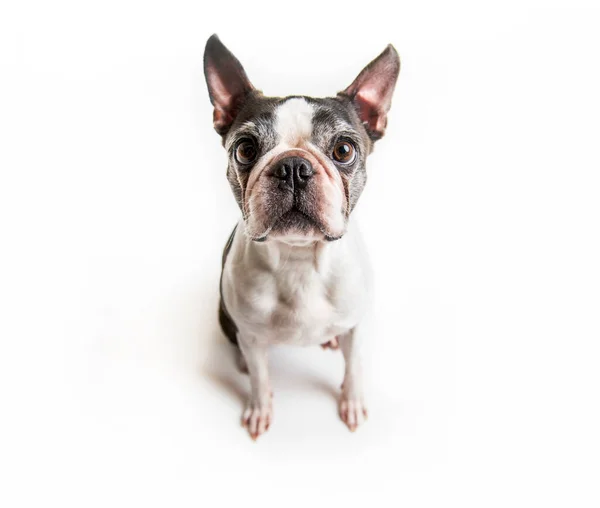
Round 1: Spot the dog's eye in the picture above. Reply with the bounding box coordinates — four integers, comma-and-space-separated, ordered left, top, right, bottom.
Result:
332, 140, 356, 164
235, 139, 257, 165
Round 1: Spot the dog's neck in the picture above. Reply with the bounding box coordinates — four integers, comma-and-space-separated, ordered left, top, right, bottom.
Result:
239, 219, 351, 271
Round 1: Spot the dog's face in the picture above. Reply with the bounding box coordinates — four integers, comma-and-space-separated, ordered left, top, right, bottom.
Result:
204, 35, 400, 244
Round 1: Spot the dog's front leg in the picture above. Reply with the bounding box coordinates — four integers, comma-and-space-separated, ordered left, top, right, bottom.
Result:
238, 336, 272, 440
339, 328, 368, 431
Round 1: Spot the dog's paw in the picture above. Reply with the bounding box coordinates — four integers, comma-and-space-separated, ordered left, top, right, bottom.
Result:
242, 397, 273, 440
321, 336, 340, 350
339, 396, 368, 432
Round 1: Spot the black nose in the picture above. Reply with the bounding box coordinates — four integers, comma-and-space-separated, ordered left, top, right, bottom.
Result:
271, 156, 314, 190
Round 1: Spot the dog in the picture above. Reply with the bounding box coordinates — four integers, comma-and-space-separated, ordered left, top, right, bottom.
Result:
203, 34, 400, 439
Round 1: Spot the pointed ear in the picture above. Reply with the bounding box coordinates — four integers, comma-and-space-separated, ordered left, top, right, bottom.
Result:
203, 34, 256, 136
339, 44, 400, 141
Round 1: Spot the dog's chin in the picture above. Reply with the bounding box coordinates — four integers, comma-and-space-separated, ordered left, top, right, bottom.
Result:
251, 209, 344, 244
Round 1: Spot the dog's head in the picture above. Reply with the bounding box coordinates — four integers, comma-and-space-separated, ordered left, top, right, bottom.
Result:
203, 35, 400, 244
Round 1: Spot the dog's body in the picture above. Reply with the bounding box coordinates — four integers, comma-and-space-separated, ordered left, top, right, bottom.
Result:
204, 35, 399, 439
221, 215, 371, 348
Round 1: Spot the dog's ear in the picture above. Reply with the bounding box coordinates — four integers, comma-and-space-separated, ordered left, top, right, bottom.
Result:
204, 34, 256, 136
340, 44, 400, 141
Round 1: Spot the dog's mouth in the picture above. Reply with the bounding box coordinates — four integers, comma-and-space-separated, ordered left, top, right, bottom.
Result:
278, 208, 318, 229
251, 207, 343, 243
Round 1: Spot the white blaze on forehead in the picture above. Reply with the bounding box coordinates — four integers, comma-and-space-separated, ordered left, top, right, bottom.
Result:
274, 98, 314, 145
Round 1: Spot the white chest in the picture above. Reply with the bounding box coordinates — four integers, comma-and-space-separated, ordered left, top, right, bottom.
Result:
222, 221, 371, 347
269, 265, 344, 343
228, 265, 352, 345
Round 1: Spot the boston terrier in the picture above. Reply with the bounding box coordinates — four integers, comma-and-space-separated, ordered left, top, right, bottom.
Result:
203, 35, 400, 439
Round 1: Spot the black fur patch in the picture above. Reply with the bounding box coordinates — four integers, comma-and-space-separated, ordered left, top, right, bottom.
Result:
218, 224, 239, 346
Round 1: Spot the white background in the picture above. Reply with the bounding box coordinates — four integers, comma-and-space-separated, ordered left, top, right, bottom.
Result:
1, 0, 599, 506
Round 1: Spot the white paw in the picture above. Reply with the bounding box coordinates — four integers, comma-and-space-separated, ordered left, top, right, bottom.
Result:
339, 396, 368, 432
242, 397, 273, 440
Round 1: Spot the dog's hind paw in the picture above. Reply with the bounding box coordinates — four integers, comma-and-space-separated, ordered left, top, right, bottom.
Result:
321, 336, 340, 350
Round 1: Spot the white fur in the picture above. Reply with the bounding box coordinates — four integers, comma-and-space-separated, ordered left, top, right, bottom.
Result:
223, 218, 371, 347
274, 98, 314, 145
222, 218, 372, 438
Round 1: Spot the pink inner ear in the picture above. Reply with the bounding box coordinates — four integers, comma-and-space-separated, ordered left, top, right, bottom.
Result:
355, 90, 387, 136
341, 44, 399, 138
205, 62, 237, 110
206, 66, 241, 109
206, 62, 253, 134
207, 71, 234, 131
209, 75, 234, 130
356, 86, 381, 106
204, 35, 256, 134
213, 107, 233, 132
210, 77, 234, 108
